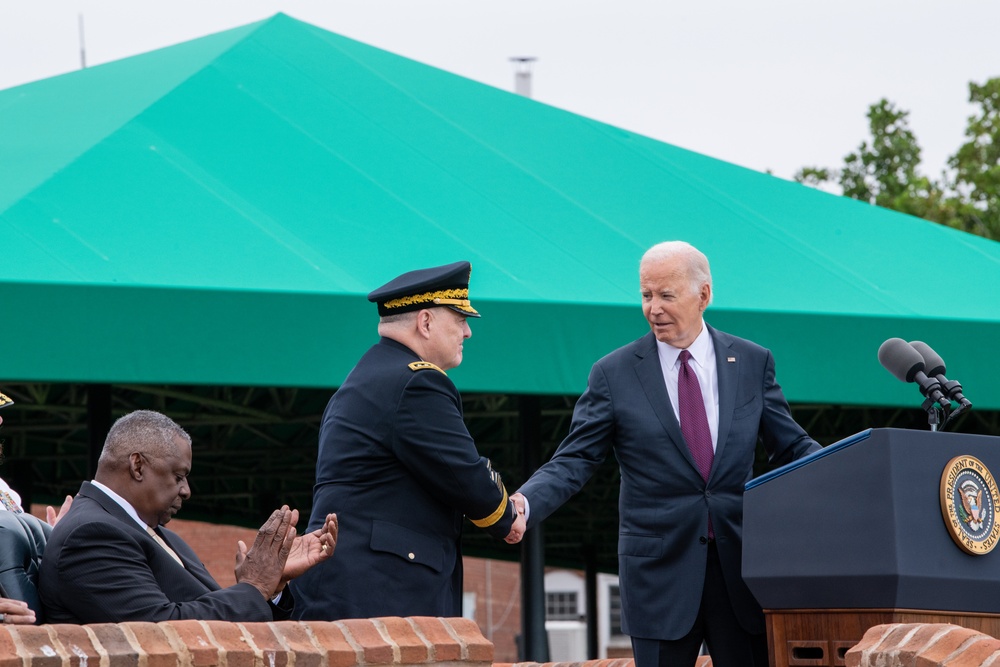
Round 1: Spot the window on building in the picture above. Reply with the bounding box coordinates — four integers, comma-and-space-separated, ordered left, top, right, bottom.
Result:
546, 591, 579, 621
462, 592, 477, 621
609, 585, 624, 636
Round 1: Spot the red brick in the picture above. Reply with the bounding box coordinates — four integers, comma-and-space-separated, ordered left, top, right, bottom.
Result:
7, 626, 61, 667
297, 621, 360, 667
914, 625, 985, 666
373, 617, 431, 664
940, 636, 1000, 666
877, 624, 938, 665
268, 622, 324, 667
160, 620, 220, 667
205, 621, 260, 667
238, 622, 289, 667
47, 625, 100, 667
901, 623, 958, 651
439, 617, 493, 664
338, 619, 394, 664
846, 623, 907, 666
408, 618, 463, 663
0, 628, 23, 667
86, 624, 140, 667
882, 623, 925, 649
121, 622, 183, 667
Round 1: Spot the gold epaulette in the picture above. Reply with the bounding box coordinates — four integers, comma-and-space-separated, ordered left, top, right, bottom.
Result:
408, 361, 446, 375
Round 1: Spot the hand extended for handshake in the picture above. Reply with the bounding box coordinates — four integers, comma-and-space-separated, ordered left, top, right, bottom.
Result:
234, 506, 338, 600
504, 493, 527, 545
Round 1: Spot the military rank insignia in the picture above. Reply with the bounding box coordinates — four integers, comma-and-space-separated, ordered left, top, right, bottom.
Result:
486, 458, 504, 494
0, 392, 13, 409
470, 458, 509, 529
408, 361, 446, 375
940, 455, 1000, 555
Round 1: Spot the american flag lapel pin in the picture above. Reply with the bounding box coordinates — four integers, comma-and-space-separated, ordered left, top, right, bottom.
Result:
727, 356, 736, 363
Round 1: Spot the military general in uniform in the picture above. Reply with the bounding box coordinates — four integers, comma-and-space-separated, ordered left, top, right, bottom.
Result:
291, 261, 524, 620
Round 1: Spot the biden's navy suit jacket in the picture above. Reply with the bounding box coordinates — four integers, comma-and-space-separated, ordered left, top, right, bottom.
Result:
40, 482, 284, 623
518, 325, 820, 640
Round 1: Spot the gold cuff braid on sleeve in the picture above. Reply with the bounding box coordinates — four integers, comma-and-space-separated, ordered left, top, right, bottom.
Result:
470, 487, 510, 528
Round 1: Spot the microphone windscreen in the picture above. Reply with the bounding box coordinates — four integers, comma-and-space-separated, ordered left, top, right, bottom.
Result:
878, 337, 924, 383
909, 341, 946, 377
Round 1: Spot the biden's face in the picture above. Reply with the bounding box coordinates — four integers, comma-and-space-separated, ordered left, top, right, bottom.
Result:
640, 258, 710, 349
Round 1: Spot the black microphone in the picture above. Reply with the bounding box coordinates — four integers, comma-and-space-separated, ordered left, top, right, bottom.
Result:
909, 341, 972, 410
877, 338, 951, 408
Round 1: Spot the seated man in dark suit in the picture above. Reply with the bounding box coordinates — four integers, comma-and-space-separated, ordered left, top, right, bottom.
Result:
39, 409, 338, 623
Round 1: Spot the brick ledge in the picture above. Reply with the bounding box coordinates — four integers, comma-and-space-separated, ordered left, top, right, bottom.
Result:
6, 620, 999, 667
0, 617, 491, 667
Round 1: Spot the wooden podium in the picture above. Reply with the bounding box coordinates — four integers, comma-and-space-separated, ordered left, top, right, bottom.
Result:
744, 429, 1000, 667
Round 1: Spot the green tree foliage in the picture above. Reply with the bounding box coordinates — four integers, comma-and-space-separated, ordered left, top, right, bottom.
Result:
795, 78, 1000, 240
839, 99, 923, 206
945, 78, 1000, 238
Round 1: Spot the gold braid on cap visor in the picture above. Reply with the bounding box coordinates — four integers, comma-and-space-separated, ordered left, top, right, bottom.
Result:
382, 288, 471, 310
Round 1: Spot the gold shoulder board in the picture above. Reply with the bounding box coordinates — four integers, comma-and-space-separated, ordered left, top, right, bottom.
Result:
408, 361, 446, 375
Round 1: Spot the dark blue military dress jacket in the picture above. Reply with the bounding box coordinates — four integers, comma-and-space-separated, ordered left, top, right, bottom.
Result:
291, 337, 515, 620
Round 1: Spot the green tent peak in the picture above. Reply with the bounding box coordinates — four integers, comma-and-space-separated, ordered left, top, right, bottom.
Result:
2, 14, 1000, 407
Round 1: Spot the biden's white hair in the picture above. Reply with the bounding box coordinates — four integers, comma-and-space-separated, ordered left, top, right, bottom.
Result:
640, 241, 713, 303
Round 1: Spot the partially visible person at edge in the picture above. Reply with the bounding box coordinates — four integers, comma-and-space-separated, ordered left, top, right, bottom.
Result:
509, 241, 821, 667
39, 409, 338, 623
0, 391, 72, 625
291, 261, 526, 620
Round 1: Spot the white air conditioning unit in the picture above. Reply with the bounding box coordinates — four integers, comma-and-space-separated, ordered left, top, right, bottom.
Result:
546, 621, 587, 662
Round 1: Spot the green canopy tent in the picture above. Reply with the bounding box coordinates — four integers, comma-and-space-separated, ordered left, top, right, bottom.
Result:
3, 13, 1000, 409
3, 14, 1000, 656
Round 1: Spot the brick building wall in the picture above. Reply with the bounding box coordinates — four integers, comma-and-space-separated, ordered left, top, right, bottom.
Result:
168, 517, 525, 662
29, 508, 541, 663
462, 558, 522, 661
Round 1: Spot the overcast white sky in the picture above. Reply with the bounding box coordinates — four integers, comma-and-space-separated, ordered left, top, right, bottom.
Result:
1, 1, 998, 183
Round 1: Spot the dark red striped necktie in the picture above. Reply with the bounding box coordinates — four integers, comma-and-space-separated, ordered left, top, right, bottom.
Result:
678, 350, 714, 481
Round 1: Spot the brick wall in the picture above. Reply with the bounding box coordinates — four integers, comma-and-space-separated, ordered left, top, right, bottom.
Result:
462, 558, 521, 661
0, 617, 494, 667
847, 623, 1000, 666
14, 620, 1000, 667
30, 508, 524, 662
166, 517, 524, 662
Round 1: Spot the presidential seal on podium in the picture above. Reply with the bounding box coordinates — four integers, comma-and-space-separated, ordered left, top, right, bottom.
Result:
941, 455, 1000, 555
